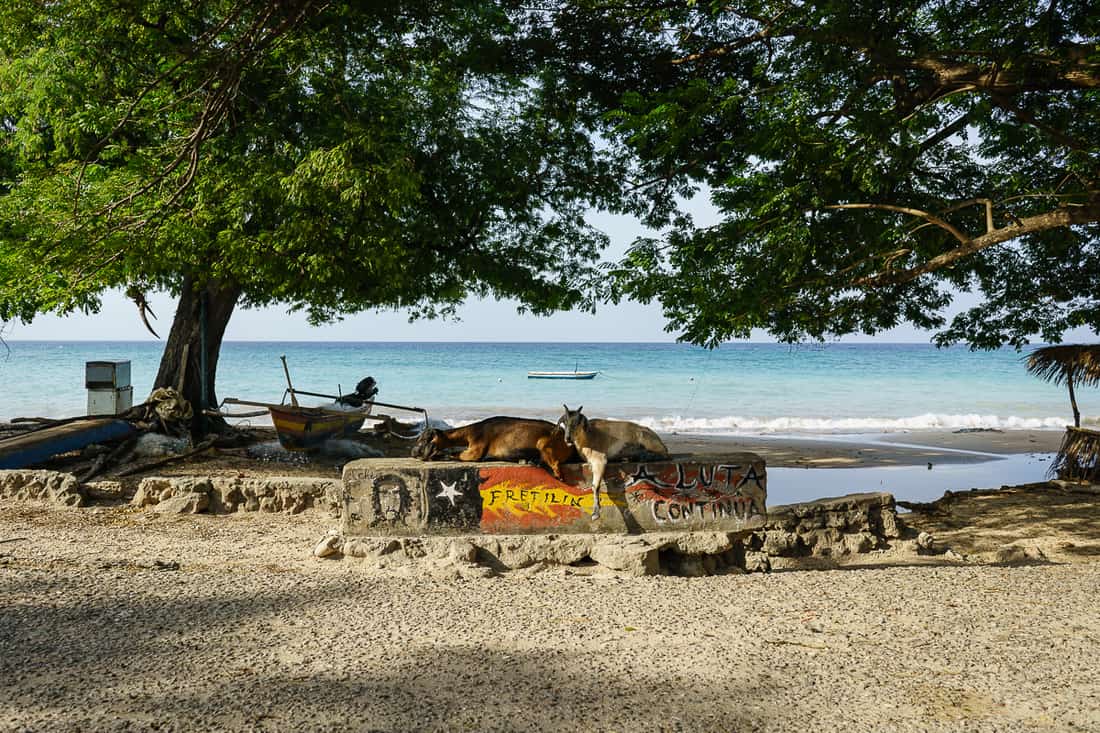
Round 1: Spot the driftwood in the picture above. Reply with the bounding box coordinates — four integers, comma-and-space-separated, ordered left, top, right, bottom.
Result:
1051, 426, 1100, 482
204, 407, 268, 419
78, 434, 144, 483
11, 417, 63, 426
9, 414, 110, 434
0, 422, 36, 438
115, 438, 216, 478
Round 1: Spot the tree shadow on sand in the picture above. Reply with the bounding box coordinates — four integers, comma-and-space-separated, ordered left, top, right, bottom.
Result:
0, 572, 768, 731
902, 482, 1100, 559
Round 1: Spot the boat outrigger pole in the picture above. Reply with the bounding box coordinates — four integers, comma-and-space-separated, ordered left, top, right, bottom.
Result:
254, 356, 430, 424
280, 355, 299, 407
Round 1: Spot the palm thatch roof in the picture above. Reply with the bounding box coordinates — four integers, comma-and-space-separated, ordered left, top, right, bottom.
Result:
1050, 426, 1100, 482
1025, 344, 1100, 387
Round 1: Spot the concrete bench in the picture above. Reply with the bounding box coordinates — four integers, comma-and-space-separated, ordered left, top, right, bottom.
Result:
341, 453, 767, 536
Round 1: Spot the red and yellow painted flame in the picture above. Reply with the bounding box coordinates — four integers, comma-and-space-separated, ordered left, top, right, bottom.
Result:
478, 466, 622, 531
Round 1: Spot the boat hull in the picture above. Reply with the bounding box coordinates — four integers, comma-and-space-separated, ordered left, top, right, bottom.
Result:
0, 418, 135, 469
527, 371, 598, 380
269, 406, 366, 451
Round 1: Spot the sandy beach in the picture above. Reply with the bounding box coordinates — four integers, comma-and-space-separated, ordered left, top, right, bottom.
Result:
3, 0, 1096, 727
1, 428, 1095, 731
1, 489, 1099, 732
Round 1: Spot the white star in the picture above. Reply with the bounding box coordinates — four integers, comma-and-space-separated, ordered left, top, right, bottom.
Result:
436, 480, 463, 506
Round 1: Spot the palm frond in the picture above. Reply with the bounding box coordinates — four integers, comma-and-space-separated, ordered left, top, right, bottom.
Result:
1025, 344, 1100, 388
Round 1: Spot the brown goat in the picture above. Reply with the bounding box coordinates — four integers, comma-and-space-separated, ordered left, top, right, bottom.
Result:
411, 417, 576, 478
558, 404, 669, 519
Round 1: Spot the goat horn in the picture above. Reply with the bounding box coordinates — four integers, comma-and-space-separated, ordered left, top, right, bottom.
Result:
562, 403, 569, 412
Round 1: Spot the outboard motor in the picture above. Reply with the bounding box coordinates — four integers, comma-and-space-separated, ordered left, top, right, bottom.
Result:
336, 376, 379, 407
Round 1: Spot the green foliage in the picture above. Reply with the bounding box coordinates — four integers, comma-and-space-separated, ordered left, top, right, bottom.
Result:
548, 0, 1100, 348
0, 0, 627, 327
6, 1, 1098, 354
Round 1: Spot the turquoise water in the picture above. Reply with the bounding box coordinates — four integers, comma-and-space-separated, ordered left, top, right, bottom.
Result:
0, 341, 1093, 432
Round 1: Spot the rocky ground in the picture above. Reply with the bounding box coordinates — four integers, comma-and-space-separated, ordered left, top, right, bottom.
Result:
2, 483, 1100, 732
7, 422, 1065, 490
902, 483, 1100, 564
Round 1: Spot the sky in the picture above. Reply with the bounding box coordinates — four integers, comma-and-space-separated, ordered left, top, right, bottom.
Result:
5, 209, 933, 344
8, 284, 943, 343
5, 201, 1094, 344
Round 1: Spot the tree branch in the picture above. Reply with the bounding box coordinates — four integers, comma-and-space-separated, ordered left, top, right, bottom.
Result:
85, 0, 331, 230
670, 8, 790, 65
73, 0, 255, 218
989, 93, 1095, 155
916, 111, 971, 153
823, 203, 971, 244
854, 202, 1100, 287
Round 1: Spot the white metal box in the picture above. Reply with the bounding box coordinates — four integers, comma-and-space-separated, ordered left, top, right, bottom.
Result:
87, 387, 134, 416
85, 360, 132, 389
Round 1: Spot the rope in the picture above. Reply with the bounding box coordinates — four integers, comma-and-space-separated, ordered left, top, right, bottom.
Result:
375, 413, 429, 441
683, 347, 716, 416
147, 387, 193, 421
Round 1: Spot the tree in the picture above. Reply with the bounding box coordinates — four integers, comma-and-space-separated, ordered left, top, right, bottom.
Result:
1026, 344, 1100, 427
535, 0, 1100, 348
0, 0, 627, 432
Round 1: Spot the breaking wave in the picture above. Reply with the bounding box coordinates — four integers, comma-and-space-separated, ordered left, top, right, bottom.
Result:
629, 413, 1077, 435
433, 412, 1088, 435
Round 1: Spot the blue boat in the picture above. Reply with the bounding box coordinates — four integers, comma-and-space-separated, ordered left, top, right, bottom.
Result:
0, 418, 135, 470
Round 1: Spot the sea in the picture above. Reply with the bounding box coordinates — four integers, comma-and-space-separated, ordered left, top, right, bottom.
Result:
3, 340, 1092, 502
0, 340, 1092, 432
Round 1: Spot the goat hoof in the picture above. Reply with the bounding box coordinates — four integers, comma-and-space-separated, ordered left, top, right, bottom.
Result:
590, 510, 601, 520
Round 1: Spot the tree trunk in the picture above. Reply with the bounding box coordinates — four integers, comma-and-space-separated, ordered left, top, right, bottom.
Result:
153, 275, 242, 437
1068, 380, 1081, 428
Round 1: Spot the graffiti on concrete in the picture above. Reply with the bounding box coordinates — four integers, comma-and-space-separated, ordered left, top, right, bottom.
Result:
363, 473, 428, 529
341, 455, 766, 536
623, 462, 767, 526
477, 465, 622, 532
435, 479, 464, 506
425, 471, 483, 529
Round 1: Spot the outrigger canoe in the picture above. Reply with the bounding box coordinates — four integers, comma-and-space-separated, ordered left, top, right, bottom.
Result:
268, 404, 366, 451
218, 356, 427, 452
222, 396, 428, 452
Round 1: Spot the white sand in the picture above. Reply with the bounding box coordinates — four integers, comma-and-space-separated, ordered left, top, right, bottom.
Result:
2, 499, 1099, 731
0, 428, 1091, 731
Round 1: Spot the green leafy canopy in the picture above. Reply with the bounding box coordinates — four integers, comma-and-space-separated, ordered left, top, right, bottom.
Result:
543, 0, 1100, 348
0, 0, 630, 328
5, 1, 1099, 355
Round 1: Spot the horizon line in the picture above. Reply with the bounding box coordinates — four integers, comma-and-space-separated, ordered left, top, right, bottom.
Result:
4, 337, 949, 345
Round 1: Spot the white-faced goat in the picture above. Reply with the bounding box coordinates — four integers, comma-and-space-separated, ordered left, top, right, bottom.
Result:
558, 404, 669, 519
